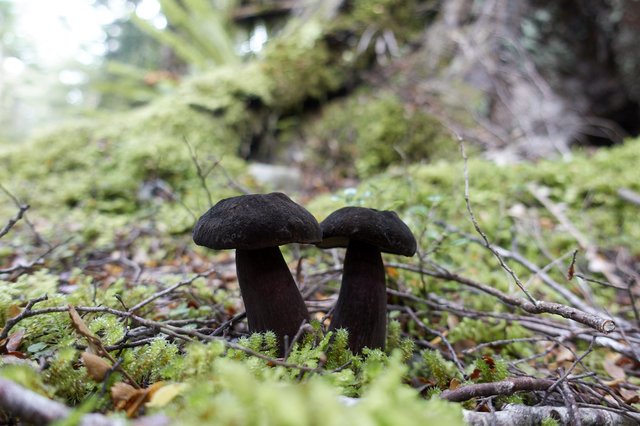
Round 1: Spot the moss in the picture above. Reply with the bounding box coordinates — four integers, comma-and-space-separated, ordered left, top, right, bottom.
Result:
304, 91, 455, 178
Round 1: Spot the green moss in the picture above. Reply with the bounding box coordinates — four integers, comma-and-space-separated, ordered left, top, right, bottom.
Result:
305, 91, 455, 178
161, 353, 464, 426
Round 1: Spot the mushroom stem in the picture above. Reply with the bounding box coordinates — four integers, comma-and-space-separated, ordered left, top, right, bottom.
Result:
329, 240, 386, 353
235, 247, 310, 355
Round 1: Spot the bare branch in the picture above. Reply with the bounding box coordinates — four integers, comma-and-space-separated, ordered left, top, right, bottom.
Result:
618, 188, 640, 207
128, 269, 215, 313
0, 378, 169, 426
0, 295, 48, 340
440, 376, 556, 402
459, 140, 537, 304
386, 263, 615, 333
0, 184, 29, 239
462, 404, 640, 426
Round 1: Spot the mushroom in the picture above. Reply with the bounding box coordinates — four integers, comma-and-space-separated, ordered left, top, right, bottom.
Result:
317, 207, 416, 353
193, 192, 321, 355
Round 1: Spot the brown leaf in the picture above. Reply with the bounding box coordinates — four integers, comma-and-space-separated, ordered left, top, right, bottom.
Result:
112, 382, 139, 410
555, 346, 575, 363
470, 368, 481, 381
111, 381, 165, 418
68, 305, 102, 354
146, 383, 187, 408
482, 355, 496, 370
68, 305, 94, 338
619, 388, 640, 404
603, 358, 626, 380
7, 304, 21, 319
0, 329, 25, 354
449, 378, 461, 390
82, 352, 111, 382
6, 329, 25, 352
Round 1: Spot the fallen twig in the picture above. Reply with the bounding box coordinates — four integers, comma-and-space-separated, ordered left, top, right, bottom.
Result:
440, 376, 556, 402
0, 378, 169, 426
128, 269, 215, 313
459, 140, 536, 304
462, 403, 640, 426
386, 262, 615, 333
618, 188, 640, 207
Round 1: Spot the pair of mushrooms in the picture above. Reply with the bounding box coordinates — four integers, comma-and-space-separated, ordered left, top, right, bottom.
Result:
193, 192, 416, 355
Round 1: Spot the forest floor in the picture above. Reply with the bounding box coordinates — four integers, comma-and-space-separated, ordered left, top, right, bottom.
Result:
1, 136, 639, 425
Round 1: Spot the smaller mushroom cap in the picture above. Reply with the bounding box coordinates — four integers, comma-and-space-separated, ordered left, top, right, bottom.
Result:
317, 207, 417, 256
193, 192, 322, 250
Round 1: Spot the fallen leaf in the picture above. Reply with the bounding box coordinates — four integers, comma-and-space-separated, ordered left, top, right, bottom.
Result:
68, 305, 102, 354
146, 383, 188, 408
0, 329, 25, 354
619, 388, 640, 404
449, 378, 461, 390
112, 381, 165, 418
112, 382, 139, 410
470, 368, 481, 381
7, 304, 21, 319
603, 358, 626, 380
555, 346, 575, 363
482, 355, 496, 370
68, 305, 94, 338
82, 352, 112, 382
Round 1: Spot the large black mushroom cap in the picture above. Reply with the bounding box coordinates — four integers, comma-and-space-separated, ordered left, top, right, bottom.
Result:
193, 192, 322, 250
318, 207, 416, 354
317, 207, 417, 256
193, 192, 321, 356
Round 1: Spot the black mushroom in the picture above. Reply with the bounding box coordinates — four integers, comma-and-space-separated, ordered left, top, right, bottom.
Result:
317, 207, 416, 354
193, 192, 321, 355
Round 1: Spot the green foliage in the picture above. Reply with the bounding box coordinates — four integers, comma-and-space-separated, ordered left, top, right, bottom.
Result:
160, 352, 464, 426
132, 0, 239, 70
419, 350, 461, 389
469, 356, 509, 384
448, 318, 534, 358
386, 319, 415, 361
44, 347, 96, 403
124, 337, 181, 383
541, 417, 561, 426
0, 364, 50, 396
304, 91, 455, 178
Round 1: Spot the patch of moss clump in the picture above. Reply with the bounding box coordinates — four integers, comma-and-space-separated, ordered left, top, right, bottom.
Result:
305, 91, 454, 178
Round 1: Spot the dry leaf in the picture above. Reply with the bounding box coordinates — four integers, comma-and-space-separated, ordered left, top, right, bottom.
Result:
68, 305, 102, 354
449, 378, 461, 391
7, 304, 21, 319
112, 382, 139, 410
603, 358, 626, 380
68, 305, 94, 338
82, 352, 111, 382
1, 329, 25, 354
555, 346, 575, 363
112, 381, 165, 418
429, 336, 442, 345
146, 383, 188, 408
619, 388, 640, 404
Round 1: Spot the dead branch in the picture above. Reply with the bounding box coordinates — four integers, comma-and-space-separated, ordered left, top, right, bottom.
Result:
560, 372, 582, 426
462, 403, 640, 426
0, 295, 48, 340
1, 302, 325, 373
617, 188, 640, 207
459, 140, 536, 304
440, 376, 556, 402
0, 203, 29, 239
386, 262, 615, 333
0, 378, 169, 426
128, 269, 215, 313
